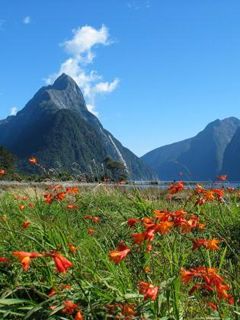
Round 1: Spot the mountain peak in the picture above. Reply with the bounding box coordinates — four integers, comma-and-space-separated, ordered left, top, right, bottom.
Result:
52, 73, 78, 90
204, 117, 240, 131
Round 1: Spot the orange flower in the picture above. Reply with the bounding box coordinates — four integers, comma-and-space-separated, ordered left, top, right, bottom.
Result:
62, 284, 72, 290
44, 193, 54, 204
153, 210, 168, 220
144, 266, 151, 273
192, 239, 206, 250
192, 238, 220, 251
68, 243, 77, 254
48, 288, 57, 297
203, 190, 215, 201
138, 281, 159, 301
84, 215, 100, 223
204, 239, 220, 251
207, 302, 218, 311
92, 216, 100, 223
180, 266, 233, 304
195, 198, 206, 206
55, 192, 66, 201
217, 175, 227, 181
50, 252, 73, 273
75, 311, 84, 320
142, 217, 155, 229
212, 189, 224, 200
195, 184, 204, 194
120, 304, 136, 317
22, 221, 31, 229
62, 300, 78, 315
168, 181, 184, 194
67, 204, 78, 210
109, 242, 130, 264
180, 268, 193, 284
66, 187, 79, 194
19, 204, 25, 211
146, 243, 152, 252
29, 157, 38, 165
13, 251, 42, 271
178, 215, 199, 233
132, 232, 146, 245
0, 169, 6, 176
155, 221, 173, 235
127, 218, 139, 228
87, 228, 95, 235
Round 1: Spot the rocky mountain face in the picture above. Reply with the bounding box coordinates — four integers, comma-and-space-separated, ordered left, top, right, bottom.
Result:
222, 127, 240, 180
142, 117, 240, 181
0, 74, 154, 180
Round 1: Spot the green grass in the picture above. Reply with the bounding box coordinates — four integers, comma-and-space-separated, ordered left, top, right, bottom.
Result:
0, 186, 239, 319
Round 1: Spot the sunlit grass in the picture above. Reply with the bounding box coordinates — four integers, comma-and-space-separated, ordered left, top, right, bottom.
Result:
0, 185, 239, 319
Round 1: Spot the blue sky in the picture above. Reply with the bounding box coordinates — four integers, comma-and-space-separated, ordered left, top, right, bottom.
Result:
1, 0, 240, 156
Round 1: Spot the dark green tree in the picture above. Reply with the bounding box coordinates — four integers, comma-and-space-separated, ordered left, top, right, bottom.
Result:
103, 157, 128, 182
0, 146, 16, 171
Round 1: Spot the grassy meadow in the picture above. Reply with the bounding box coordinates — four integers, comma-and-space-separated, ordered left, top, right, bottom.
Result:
0, 183, 239, 319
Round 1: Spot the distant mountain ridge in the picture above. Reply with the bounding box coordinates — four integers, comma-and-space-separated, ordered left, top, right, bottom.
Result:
0, 74, 154, 180
142, 117, 240, 181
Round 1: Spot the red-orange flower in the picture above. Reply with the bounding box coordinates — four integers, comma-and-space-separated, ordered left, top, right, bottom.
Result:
0, 169, 6, 176
217, 175, 227, 181
109, 242, 131, 264
155, 221, 173, 235
0, 257, 9, 263
138, 281, 159, 301
44, 193, 54, 204
120, 303, 136, 318
50, 252, 73, 273
48, 288, 56, 297
62, 300, 78, 315
132, 232, 146, 245
207, 302, 218, 311
29, 157, 38, 165
168, 181, 184, 194
68, 243, 77, 254
13, 251, 42, 271
67, 204, 78, 210
192, 238, 220, 251
87, 228, 95, 235
22, 221, 31, 229
66, 187, 79, 194
204, 239, 220, 250
127, 218, 139, 228
180, 267, 233, 304
55, 192, 66, 201
75, 310, 84, 320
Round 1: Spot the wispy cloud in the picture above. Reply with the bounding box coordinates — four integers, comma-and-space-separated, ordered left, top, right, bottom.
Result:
127, 0, 151, 10
23, 16, 31, 25
10, 107, 17, 116
46, 25, 119, 116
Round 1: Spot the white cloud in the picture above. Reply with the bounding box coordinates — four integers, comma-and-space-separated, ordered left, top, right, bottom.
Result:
127, 0, 151, 10
46, 25, 119, 115
10, 107, 17, 116
23, 16, 31, 25
86, 104, 98, 117
93, 79, 119, 94
62, 25, 110, 62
